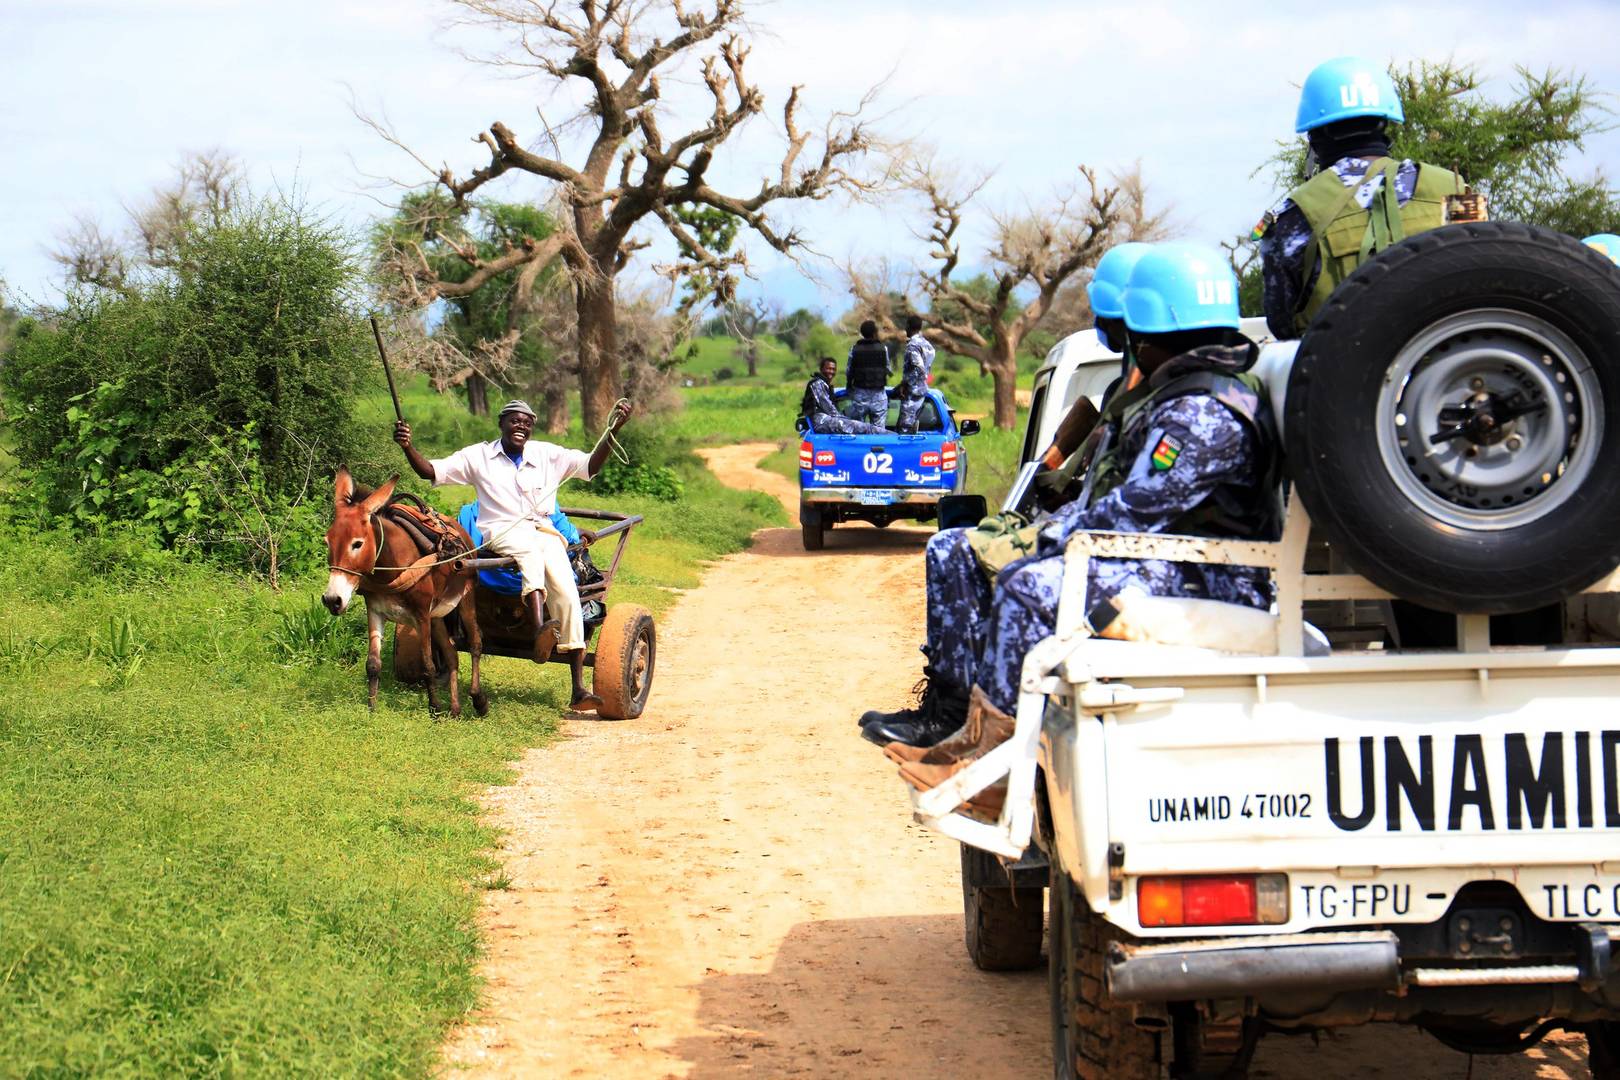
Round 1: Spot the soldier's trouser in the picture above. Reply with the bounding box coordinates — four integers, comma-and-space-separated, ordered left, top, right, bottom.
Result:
811, 412, 887, 435
924, 528, 993, 689
977, 553, 1066, 713
489, 520, 586, 651
847, 388, 889, 426
896, 377, 928, 433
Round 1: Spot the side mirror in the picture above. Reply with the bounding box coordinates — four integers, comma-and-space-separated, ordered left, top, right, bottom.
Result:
795, 416, 810, 434
959, 418, 981, 437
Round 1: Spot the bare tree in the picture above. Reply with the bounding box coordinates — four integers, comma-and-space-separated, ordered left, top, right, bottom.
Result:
366, 0, 892, 431
51, 150, 242, 293
716, 297, 774, 376
849, 161, 1169, 429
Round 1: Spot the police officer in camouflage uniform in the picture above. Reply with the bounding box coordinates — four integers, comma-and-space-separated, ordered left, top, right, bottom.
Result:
895, 315, 937, 434
845, 320, 892, 427
1259, 57, 1472, 340
859, 242, 1159, 748
873, 245, 1281, 754
802, 357, 886, 435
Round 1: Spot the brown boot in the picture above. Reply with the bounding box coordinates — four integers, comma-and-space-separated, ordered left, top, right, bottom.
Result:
964, 781, 1007, 823
893, 686, 1014, 770
883, 715, 971, 764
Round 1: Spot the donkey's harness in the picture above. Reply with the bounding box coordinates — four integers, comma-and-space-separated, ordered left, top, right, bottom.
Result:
357, 494, 473, 593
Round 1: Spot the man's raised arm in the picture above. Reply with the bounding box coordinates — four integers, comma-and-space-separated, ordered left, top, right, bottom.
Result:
394, 421, 436, 482
587, 401, 635, 477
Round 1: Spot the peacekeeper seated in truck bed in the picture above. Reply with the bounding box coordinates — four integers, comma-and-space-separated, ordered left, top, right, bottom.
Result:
860, 246, 1283, 800
801, 357, 887, 435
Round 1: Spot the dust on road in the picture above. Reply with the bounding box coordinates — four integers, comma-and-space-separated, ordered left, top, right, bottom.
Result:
441, 442, 1590, 1078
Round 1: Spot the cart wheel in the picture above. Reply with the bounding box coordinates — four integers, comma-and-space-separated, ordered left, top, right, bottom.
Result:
592, 604, 656, 720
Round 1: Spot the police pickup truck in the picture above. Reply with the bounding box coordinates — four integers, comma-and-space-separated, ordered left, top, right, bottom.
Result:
907, 223, 1620, 1078
796, 387, 979, 550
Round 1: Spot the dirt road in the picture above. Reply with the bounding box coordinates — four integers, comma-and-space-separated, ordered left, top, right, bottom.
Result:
442, 442, 1590, 1079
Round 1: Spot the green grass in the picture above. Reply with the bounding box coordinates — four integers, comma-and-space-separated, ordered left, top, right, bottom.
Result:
0, 378, 783, 1077
673, 334, 799, 384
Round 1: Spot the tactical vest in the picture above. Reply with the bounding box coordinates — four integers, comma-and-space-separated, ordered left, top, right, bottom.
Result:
1088, 369, 1282, 541
1289, 158, 1465, 334
846, 340, 889, 391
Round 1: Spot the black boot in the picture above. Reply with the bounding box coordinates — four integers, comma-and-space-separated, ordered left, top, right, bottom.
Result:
860, 670, 971, 748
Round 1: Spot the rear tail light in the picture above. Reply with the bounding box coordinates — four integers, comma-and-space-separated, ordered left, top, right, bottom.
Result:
1137, 874, 1289, 927
941, 442, 958, 471
799, 440, 813, 469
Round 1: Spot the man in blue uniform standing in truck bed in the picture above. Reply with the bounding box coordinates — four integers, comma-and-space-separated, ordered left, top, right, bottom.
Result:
845, 319, 892, 427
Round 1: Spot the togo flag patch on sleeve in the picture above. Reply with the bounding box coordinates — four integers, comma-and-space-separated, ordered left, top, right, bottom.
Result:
1150, 434, 1183, 472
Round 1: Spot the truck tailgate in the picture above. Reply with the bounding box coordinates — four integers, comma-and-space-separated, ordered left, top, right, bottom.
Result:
1044, 647, 1620, 935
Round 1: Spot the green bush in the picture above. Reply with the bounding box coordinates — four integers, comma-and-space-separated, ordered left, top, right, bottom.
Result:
0, 193, 386, 580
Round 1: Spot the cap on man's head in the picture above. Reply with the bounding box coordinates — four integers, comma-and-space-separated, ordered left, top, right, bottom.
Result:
498, 400, 537, 419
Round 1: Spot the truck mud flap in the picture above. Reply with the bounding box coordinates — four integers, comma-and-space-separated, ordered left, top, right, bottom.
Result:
1106, 930, 1400, 1002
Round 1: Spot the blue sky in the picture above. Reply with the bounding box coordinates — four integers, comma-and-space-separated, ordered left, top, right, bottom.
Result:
4, 0, 1619, 315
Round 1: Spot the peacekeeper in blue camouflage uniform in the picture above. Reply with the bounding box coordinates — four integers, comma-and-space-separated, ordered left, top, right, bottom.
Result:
845, 319, 892, 427
801, 357, 886, 435
1258, 57, 1472, 340
895, 315, 937, 434
879, 245, 1282, 760
858, 242, 1155, 748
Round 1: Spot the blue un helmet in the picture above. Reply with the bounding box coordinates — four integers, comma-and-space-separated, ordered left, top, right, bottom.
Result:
1584, 234, 1620, 266
1120, 244, 1241, 335
1088, 242, 1154, 347
1295, 57, 1404, 133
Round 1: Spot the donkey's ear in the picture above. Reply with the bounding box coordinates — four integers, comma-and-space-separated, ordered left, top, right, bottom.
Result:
334, 466, 354, 508
359, 474, 398, 516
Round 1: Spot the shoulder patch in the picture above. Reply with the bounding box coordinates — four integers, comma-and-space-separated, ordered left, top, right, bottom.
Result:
1249, 210, 1275, 241
1150, 434, 1183, 472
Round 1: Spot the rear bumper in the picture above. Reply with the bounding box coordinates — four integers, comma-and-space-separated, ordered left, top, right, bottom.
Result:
800, 487, 948, 504
1107, 931, 1400, 1002
1106, 925, 1620, 1003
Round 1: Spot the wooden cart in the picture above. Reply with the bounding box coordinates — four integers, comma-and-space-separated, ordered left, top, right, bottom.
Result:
394, 508, 656, 720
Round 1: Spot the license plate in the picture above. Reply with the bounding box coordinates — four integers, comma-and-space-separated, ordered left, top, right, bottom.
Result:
856, 489, 896, 505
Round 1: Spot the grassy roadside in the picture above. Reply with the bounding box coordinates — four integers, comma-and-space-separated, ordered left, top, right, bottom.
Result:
0, 379, 782, 1076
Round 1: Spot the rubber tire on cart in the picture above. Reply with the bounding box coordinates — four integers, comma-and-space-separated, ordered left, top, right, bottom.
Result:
962, 844, 1045, 971
592, 604, 656, 720
800, 506, 825, 551
1049, 857, 1160, 1079
1287, 222, 1620, 614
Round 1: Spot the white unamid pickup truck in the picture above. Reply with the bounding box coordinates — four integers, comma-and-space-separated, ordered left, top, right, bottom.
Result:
916, 223, 1620, 1078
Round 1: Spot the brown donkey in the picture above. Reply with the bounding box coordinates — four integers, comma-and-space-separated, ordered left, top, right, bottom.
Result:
322, 468, 486, 717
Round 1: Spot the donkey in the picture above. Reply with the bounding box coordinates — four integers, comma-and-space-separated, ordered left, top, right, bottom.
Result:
322, 468, 486, 717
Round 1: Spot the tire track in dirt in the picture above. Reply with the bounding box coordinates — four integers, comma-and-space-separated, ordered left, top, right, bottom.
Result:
441, 441, 1589, 1079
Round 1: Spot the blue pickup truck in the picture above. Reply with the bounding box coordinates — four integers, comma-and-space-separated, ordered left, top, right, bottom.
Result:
796, 387, 980, 550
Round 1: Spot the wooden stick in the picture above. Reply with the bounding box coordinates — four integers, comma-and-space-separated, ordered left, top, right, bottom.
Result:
370, 315, 403, 423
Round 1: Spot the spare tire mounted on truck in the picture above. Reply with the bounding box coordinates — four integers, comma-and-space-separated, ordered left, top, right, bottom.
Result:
1287, 221, 1620, 614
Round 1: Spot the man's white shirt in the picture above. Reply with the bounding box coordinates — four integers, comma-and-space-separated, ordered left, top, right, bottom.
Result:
430, 438, 592, 532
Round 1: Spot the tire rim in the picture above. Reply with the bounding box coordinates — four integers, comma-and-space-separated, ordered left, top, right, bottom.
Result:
629, 625, 652, 705
1375, 309, 1602, 531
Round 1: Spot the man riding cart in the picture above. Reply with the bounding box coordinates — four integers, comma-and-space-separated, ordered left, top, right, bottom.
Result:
394, 398, 633, 713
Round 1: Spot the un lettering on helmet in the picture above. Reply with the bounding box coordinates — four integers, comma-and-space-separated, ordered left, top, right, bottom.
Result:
1340, 73, 1380, 109
1196, 279, 1234, 307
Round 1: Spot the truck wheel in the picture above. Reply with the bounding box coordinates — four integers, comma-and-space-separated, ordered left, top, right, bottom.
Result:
1287, 222, 1620, 614
1050, 859, 1160, 1079
1587, 1022, 1620, 1079
962, 844, 1044, 971
800, 506, 825, 551
592, 604, 655, 720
